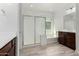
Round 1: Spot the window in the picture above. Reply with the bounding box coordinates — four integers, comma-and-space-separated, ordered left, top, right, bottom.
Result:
46, 22, 51, 30
45, 17, 54, 38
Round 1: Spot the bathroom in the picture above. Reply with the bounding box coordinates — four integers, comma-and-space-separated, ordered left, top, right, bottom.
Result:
19, 3, 77, 56
0, 3, 79, 56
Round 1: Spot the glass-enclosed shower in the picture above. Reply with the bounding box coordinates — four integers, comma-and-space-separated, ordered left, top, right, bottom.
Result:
22, 15, 48, 48
20, 15, 54, 49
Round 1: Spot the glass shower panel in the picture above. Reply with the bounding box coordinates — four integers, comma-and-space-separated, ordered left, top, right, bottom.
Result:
35, 17, 47, 45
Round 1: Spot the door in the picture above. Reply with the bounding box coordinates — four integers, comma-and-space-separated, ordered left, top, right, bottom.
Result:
23, 16, 34, 45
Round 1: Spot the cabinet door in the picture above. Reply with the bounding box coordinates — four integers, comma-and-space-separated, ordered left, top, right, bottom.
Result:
0, 42, 12, 56
66, 36, 75, 50
8, 46, 15, 56
58, 37, 65, 45
65, 32, 75, 50
58, 32, 65, 45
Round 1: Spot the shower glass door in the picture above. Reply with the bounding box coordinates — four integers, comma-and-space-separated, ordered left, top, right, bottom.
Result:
35, 17, 47, 45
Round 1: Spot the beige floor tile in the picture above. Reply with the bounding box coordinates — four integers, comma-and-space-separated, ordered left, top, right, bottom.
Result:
19, 43, 78, 56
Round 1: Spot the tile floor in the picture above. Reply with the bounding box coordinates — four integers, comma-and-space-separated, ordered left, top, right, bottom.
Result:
19, 43, 78, 56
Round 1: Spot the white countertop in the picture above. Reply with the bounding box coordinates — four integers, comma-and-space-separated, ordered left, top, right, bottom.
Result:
0, 32, 16, 49
58, 30, 76, 33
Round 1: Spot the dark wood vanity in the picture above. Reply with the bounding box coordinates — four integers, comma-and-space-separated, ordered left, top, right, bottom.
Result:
58, 31, 76, 50
0, 37, 16, 56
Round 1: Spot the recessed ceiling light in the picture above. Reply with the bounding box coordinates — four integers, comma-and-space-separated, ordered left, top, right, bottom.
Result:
30, 4, 33, 7
49, 9, 53, 11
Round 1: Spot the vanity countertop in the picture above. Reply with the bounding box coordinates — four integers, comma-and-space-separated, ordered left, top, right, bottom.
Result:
58, 30, 76, 33
0, 32, 16, 49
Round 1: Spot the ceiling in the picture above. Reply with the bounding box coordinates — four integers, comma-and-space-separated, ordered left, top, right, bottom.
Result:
22, 3, 75, 13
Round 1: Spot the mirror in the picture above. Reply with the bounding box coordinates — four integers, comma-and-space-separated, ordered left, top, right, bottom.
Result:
64, 12, 76, 32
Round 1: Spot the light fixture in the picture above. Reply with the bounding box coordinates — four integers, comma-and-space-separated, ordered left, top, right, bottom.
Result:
0, 9, 6, 16
1, 9, 5, 14
49, 9, 53, 12
30, 4, 33, 7
65, 6, 75, 15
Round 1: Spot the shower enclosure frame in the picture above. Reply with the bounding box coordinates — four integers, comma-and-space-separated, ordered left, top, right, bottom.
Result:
22, 15, 47, 48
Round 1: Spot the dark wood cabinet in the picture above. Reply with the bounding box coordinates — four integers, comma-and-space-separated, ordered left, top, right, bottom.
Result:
0, 37, 16, 56
58, 32, 65, 45
58, 31, 75, 50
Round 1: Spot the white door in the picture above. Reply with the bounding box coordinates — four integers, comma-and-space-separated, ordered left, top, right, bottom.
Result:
24, 16, 34, 45
35, 17, 46, 45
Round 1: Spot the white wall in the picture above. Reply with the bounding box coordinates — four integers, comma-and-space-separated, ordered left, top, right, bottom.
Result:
0, 3, 19, 55
0, 4, 19, 32
22, 10, 54, 17
54, 10, 65, 37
